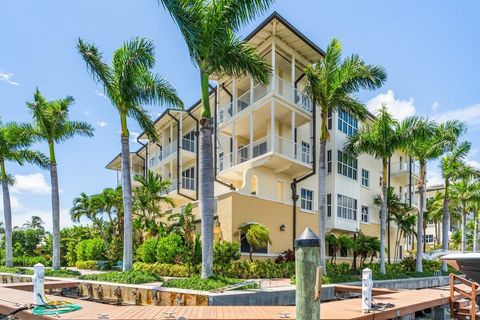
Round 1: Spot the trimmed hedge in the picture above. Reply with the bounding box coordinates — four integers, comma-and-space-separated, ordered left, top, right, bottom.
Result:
223, 260, 295, 279
133, 262, 191, 277
13, 256, 50, 267
75, 260, 99, 270
162, 276, 258, 291
44, 268, 81, 278
79, 271, 162, 284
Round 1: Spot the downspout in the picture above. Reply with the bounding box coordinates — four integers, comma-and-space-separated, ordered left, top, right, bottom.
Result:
408, 157, 413, 251
387, 157, 391, 264
186, 109, 200, 201
167, 110, 196, 201
137, 137, 148, 178
213, 83, 235, 190
290, 101, 316, 248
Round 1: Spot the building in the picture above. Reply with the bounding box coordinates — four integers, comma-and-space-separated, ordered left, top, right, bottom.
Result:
106, 12, 421, 262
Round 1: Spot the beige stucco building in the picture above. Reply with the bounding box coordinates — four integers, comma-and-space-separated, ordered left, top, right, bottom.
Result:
106, 12, 422, 262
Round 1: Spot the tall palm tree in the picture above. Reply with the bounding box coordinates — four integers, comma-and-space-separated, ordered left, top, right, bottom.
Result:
78, 37, 182, 271
401, 119, 464, 271
22, 216, 45, 231
346, 106, 422, 274
426, 192, 443, 248
27, 88, 94, 269
0, 120, 48, 267
238, 222, 272, 262
158, 0, 273, 277
440, 141, 478, 270
304, 38, 386, 272
450, 177, 480, 251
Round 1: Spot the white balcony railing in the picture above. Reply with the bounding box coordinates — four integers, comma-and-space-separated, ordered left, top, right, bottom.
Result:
182, 138, 195, 153
390, 161, 420, 176
162, 140, 177, 159
217, 75, 312, 125
218, 135, 312, 172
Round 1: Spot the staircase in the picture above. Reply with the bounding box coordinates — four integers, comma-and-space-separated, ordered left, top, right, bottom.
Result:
450, 273, 480, 319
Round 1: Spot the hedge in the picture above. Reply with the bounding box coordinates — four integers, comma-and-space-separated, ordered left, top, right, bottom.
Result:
133, 262, 191, 277
79, 271, 162, 284
75, 260, 99, 270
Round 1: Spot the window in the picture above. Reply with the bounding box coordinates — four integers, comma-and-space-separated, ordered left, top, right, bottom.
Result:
301, 188, 314, 212
340, 246, 348, 257
337, 150, 358, 180
327, 194, 332, 217
337, 110, 358, 136
327, 109, 332, 130
301, 141, 310, 164
328, 244, 335, 257
253, 141, 267, 157
361, 205, 369, 223
181, 167, 195, 190
361, 169, 370, 187
327, 150, 332, 173
182, 130, 195, 152
240, 231, 268, 254
218, 152, 224, 171
337, 194, 357, 221
277, 181, 285, 202
424, 234, 434, 244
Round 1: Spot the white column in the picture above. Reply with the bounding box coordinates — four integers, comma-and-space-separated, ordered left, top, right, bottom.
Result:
232, 121, 237, 164
291, 54, 296, 102
250, 77, 254, 105
232, 77, 237, 114
271, 100, 275, 152
271, 41, 276, 92
291, 111, 296, 159
249, 111, 254, 158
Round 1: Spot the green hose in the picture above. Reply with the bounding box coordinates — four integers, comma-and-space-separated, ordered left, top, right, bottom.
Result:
32, 304, 82, 316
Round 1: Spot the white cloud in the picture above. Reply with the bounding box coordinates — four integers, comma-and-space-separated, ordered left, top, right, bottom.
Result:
432, 101, 439, 111
84, 110, 91, 116
433, 103, 480, 130
0, 195, 20, 210
95, 90, 106, 98
367, 90, 416, 120
0, 70, 20, 86
11, 173, 50, 195
96, 121, 108, 128
466, 159, 480, 169
427, 168, 444, 187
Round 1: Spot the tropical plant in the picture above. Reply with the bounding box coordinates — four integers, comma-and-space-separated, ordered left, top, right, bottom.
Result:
238, 223, 271, 262
326, 233, 339, 263
304, 38, 386, 272
168, 203, 195, 248
27, 89, 94, 269
401, 118, 464, 271
78, 37, 182, 271
22, 216, 45, 231
351, 232, 380, 269
346, 106, 423, 274
426, 192, 443, 248
158, 0, 273, 278
0, 120, 48, 267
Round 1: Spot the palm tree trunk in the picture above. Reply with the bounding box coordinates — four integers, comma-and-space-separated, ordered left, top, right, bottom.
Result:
1, 161, 13, 267
461, 209, 467, 252
49, 142, 61, 270
416, 162, 426, 272
199, 71, 214, 278
380, 159, 388, 274
473, 214, 478, 251
121, 133, 133, 271
317, 138, 327, 273
441, 181, 450, 272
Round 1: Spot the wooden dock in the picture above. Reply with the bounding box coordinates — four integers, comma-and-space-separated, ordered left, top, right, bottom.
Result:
0, 284, 463, 319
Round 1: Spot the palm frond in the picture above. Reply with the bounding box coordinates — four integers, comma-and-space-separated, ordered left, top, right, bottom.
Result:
216, 0, 274, 31
127, 105, 159, 142
134, 72, 184, 109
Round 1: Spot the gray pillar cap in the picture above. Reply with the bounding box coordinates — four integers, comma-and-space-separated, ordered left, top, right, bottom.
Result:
295, 227, 320, 248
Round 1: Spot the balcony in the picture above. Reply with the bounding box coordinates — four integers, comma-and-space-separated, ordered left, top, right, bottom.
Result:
218, 135, 312, 179
160, 177, 196, 196
217, 76, 312, 125
390, 161, 420, 177
149, 138, 196, 168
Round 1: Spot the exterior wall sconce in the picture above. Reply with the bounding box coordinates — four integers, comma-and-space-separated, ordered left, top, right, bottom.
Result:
280, 224, 286, 232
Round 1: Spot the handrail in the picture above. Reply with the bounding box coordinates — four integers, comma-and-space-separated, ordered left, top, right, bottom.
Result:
450, 273, 479, 319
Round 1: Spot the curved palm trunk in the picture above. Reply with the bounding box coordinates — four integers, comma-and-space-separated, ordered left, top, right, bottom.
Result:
1, 162, 13, 267
441, 181, 450, 272
416, 162, 426, 272
461, 208, 467, 252
380, 159, 388, 274
48, 142, 61, 270
317, 139, 327, 273
200, 72, 214, 278
121, 134, 133, 271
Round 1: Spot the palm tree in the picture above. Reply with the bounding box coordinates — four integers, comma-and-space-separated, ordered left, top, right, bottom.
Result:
426, 193, 443, 248
440, 141, 478, 270
450, 177, 480, 251
22, 216, 45, 230
27, 88, 94, 269
401, 119, 464, 271
0, 120, 48, 267
238, 222, 272, 262
304, 38, 386, 272
326, 233, 339, 263
78, 37, 182, 271
169, 203, 196, 249
158, 0, 273, 277
346, 106, 423, 274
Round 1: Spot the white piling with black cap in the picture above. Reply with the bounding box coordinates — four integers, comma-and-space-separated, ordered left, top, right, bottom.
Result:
295, 227, 321, 320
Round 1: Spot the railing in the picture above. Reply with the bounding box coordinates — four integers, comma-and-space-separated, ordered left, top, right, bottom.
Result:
450, 273, 480, 319
390, 161, 420, 176
217, 75, 313, 125
148, 151, 163, 167
162, 140, 177, 159
217, 135, 312, 172
181, 176, 195, 190
160, 179, 177, 195
182, 138, 195, 153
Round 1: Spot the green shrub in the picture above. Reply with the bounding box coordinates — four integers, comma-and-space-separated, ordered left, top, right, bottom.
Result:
156, 234, 186, 264
0, 266, 31, 274
223, 260, 294, 279
75, 260, 99, 270
79, 271, 162, 284
133, 262, 191, 277
213, 241, 240, 271
76, 238, 104, 262
13, 255, 50, 267
137, 238, 158, 263
162, 276, 257, 291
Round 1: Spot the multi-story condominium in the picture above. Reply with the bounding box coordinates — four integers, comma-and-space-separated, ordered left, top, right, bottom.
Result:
106, 12, 421, 262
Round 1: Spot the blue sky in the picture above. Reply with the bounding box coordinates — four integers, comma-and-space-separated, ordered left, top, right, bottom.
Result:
1, 0, 480, 231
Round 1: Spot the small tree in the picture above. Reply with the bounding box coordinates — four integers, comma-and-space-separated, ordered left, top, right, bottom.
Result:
238, 223, 271, 262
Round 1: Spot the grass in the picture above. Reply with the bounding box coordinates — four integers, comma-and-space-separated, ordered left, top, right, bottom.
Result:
78, 270, 162, 284
162, 276, 258, 291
